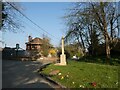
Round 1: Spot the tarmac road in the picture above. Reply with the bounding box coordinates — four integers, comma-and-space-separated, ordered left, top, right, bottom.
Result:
2, 60, 54, 89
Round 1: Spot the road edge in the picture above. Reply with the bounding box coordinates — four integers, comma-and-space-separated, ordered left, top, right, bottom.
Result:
37, 63, 67, 89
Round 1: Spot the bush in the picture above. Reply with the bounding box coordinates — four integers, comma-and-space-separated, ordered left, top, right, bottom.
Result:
42, 50, 49, 57
76, 52, 82, 58
57, 50, 70, 59
49, 49, 56, 57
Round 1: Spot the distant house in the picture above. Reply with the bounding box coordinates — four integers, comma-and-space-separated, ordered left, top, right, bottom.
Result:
2, 47, 16, 59
2, 46, 27, 59
25, 36, 55, 60
25, 36, 43, 51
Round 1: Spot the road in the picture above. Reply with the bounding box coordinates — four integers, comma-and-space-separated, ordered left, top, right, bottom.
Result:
2, 60, 55, 89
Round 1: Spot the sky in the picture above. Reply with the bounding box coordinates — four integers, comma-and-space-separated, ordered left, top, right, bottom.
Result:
1, 2, 120, 49
2, 2, 72, 49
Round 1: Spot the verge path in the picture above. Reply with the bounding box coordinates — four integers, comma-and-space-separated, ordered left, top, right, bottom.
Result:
2, 60, 58, 89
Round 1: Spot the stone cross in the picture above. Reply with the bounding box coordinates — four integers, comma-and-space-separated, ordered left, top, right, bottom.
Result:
55, 36, 66, 66
62, 36, 65, 55
59, 36, 66, 65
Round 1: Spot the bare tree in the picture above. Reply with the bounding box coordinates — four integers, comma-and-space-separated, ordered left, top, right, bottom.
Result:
0, 2, 23, 32
64, 2, 120, 64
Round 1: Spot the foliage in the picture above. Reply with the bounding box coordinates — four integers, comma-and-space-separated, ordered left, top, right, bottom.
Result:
64, 2, 120, 63
49, 49, 57, 57
76, 52, 81, 58
0, 2, 23, 32
57, 42, 83, 59
79, 56, 120, 66
57, 49, 70, 59
29, 50, 41, 60
40, 60, 118, 88
41, 50, 48, 57
65, 43, 83, 58
41, 35, 53, 57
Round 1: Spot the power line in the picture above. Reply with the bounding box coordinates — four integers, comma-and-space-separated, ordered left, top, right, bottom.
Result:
6, 2, 60, 40
23, 20, 59, 43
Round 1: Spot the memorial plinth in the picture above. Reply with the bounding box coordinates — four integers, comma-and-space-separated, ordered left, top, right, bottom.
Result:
60, 54, 66, 65
55, 36, 66, 66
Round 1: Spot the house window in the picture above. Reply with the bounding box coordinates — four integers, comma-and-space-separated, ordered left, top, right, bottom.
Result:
27, 45, 30, 50
32, 45, 35, 50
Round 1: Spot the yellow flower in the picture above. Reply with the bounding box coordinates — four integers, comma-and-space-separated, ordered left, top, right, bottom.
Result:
58, 73, 62, 75
79, 85, 84, 88
72, 82, 75, 84
61, 76, 64, 79
66, 75, 69, 77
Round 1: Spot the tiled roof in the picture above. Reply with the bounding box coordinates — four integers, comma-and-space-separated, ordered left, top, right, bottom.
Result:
26, 37, 43, 45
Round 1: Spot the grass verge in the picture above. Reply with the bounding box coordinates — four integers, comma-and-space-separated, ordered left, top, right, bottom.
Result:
40, 60, 118, 88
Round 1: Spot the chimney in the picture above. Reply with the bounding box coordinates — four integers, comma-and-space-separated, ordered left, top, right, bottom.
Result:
28, 35, 32, 42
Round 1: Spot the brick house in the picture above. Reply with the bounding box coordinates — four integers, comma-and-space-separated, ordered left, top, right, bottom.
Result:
25, 36, 43, 51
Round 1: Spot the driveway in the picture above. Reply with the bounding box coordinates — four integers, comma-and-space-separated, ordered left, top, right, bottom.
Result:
2, 60, 54, 89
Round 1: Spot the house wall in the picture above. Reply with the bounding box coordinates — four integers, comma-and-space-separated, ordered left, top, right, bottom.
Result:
26, 44, 41, 51
2, 47, 27, 59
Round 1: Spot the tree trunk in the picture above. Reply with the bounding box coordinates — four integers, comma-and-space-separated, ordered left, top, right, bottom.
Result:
79, 31, 85, 53
104, 18, 111, 64
100, 2, 111, 64
105, 34, 111, 64
75, 33, 85, 56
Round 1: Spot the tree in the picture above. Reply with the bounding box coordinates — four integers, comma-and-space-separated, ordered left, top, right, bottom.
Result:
65, 42, 83, 58
90, 2, 120, 63
64, 3, 100, 56
41, 35, 53, 57
64, 15, 86, 56
0, 2, 7, 27
0, 1, 23, 32
64, 2, 120, 64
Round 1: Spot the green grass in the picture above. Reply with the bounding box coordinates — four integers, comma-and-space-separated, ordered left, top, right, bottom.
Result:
40, 60, 118, 88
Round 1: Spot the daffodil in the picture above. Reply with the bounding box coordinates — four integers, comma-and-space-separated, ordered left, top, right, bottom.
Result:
79, 85, 84, 88
61, 76, 64, 80
72, 82, 75, 84
58, 73, 61, 75
66, 75, 69, 77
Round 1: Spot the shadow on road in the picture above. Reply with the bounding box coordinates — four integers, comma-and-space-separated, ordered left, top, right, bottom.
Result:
16, 82, 54, 88
2, 60, 54, 89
